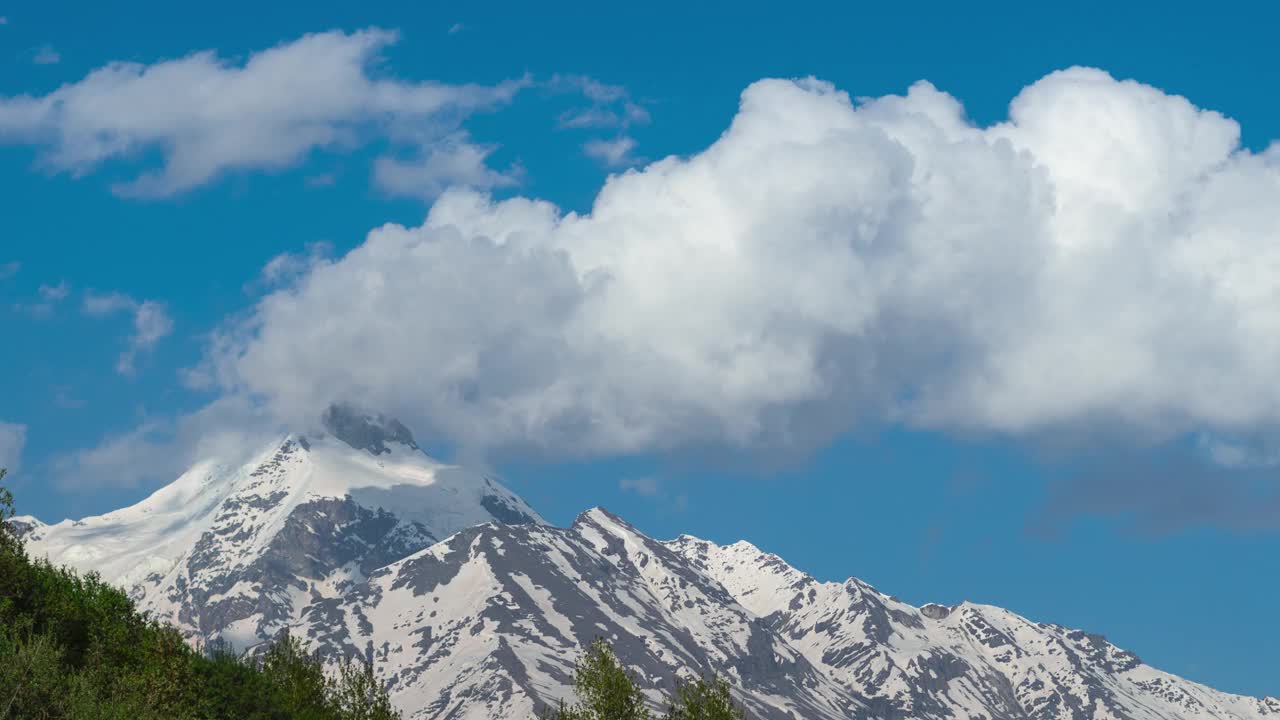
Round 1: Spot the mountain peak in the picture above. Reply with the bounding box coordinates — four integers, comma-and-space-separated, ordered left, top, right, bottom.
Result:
727, 538, 764, 554
572, 506, 630, 529
8, 515, 46, 543
919, 602, 953, 619
321, 403, 418, 456
19, 417, 545, 655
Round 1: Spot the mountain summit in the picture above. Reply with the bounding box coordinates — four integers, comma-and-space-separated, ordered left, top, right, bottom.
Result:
15, 415, 1279, 720
321, 404, 420, 456
18, 408, 540, 649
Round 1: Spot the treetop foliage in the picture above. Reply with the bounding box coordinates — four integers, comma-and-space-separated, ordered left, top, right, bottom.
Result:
540, 637, 746, 720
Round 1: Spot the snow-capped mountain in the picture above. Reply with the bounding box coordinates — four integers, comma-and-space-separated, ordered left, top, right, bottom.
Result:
290, 507, 868, 720
15, 411, 1279, 720
672, 536, 1280, 720
16, 405, 541, 648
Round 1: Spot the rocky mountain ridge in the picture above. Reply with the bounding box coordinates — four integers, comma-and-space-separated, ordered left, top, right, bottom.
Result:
16, 411, 1278, 720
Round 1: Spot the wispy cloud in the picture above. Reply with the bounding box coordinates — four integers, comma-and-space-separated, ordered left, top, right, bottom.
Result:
449, 23, 464, 35
83, 290, 174, 374
583, 135, 640, 168
553, 75, 651, 130
32, 45, 60, 65
14, 280, 70, 317
304, 172, 337, 188
0, 29, 525, 197
39, 281, 69, 302
82, 290, 136, 315
549, 75, 651, 167
618, 476, 661, 497
374, 133, 521, 199
0, 421, 27, 473
246, 241, 333, 295
52, 386, 85, 409
558, 104, 650, 130
48, 396, 273, 490
0, 261, 19, 280
618, 476, 689, 512
1032, 442, 1280, 536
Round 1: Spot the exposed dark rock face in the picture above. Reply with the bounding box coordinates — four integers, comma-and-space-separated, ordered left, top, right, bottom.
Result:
920, 602, 952, 620
8, 516, 44, 542
172, 495, 437, 641
479, 484, 538, 525
322, 404, 419, 455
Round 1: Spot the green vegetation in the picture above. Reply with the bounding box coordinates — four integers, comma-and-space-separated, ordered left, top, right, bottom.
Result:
0, 469, 401, 720
540, 638, 746, 720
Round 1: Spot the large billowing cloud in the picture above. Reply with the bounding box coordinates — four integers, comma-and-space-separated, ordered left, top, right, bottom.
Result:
0, 29, 523, 197
196, 67, 1280, 464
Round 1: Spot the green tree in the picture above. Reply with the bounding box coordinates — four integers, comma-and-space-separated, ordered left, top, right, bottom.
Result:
542, 638, 652, 720
662, 676, 745, 720
0, 468, 18, 555
540, 639, 748, 720
0, 624, 64, 718
258, 631, 335, 720
332, 658, 401, 720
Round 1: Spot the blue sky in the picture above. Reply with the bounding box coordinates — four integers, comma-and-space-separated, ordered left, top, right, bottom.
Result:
3, 0, 1280, 699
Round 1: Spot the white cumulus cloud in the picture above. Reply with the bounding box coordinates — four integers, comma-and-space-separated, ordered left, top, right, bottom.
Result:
196, 68, 1280, 465
0, 29, 524, 197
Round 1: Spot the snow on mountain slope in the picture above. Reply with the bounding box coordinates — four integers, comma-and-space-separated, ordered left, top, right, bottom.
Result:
672, 536, 1280, 720
287, 508, 867, 720
14, 412, 1278, 720
17, 405, 541, 647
